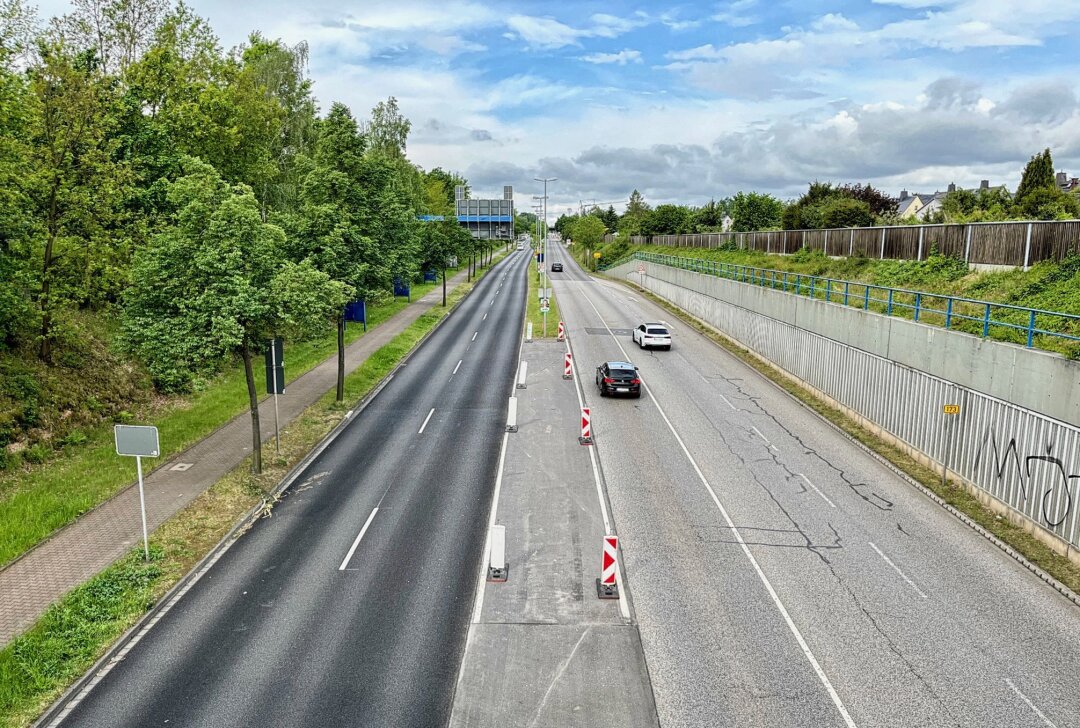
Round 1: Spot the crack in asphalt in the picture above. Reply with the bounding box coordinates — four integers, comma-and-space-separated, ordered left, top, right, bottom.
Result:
677, 341, 962, 720
712, 369, 895, 512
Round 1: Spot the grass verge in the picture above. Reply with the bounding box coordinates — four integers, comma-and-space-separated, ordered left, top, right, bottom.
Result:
0, 276, 454, 568
603, 273, 1080, 596
595, 243, 1080, 358
526, 261, 562, 339
0, 259, 504, 728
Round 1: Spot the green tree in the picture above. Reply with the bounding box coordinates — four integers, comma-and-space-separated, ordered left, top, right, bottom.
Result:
569, 214, 606, 268
618, 189, 650, 236
645, 203, 691, 235
1015, 148, 1056, 203
818, 197, 873, 228
731, 191, 783, 232
27, 39, 130, 362
124, 160, 350, 473
51, 0, 168, 74
365, 95, 410, 159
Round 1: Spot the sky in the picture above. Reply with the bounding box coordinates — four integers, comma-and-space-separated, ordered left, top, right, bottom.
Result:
35, 0, 1080, 216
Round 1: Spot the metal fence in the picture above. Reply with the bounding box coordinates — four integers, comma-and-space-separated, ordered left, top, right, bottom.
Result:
617, 261, 1080, 550
605, 252, 1080, 354
604, 219, 1080, 269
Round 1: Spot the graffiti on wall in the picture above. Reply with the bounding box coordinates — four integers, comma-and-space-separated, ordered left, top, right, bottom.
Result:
974, 428, 1078, 528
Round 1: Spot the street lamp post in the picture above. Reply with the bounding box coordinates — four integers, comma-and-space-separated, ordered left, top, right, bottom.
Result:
533, 177, 556, 337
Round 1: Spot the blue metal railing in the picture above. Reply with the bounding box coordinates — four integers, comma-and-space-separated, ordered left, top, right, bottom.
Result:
602, 252, 1080, 352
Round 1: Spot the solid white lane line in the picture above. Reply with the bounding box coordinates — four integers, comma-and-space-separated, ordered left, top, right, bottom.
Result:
472, 331, 478, 341
718, 393, 737, 411
453, 359, 462, 375
338, 508, 379, 571
750, 425, 771, 444
418, 408, 435, 435
472, 432, 509, 624
578, 287, 857, 728
562, 302, 629, 621
868, 542, 928, 599
799, 474, 836, 509
1005, 678, 1059, 728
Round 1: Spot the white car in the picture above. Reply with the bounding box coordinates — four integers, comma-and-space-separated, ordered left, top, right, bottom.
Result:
632, 322, 671, 350
517, 242, 524, 250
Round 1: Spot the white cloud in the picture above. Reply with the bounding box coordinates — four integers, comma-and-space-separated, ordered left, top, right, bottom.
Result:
506, 15, 583, 49
505, 11, 648, 49
711, 0, 759, 27
581, 49, 642, 65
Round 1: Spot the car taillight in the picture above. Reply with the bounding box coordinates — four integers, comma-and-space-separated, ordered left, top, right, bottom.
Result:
603, 377, 615, 383
630, 378, 641, 385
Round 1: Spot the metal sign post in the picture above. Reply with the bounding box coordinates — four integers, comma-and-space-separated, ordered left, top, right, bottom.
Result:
941, 403, 960, 488
265, 339, 285, 455
114, 425, 160, 561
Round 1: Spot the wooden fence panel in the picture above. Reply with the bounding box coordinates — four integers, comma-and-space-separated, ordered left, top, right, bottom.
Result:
883, 226, 918, 260
803, 229, 827, 252
967, 224, 1024, 266
1030, 221, 1080, 264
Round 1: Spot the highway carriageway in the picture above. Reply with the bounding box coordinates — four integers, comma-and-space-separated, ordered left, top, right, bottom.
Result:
53, 251, 531, 727
546, 238, 1080, 728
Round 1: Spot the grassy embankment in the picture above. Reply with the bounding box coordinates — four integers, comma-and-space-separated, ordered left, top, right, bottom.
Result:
599, 269, 1080, 603
589, 240, 1080, 358
0, 256, 506, 728
525, 250, 562, 339
0, 276, 452, 569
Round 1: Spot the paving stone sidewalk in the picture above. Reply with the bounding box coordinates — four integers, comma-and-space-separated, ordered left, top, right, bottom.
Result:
0, 270, 472, 646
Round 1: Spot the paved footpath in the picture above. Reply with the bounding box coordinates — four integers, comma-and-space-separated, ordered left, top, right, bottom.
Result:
0, 269, 472, 646
450, 340, 658, 727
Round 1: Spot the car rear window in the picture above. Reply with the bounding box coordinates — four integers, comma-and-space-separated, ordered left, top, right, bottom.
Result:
611, 369, 636, 378
646, 327, 668, 335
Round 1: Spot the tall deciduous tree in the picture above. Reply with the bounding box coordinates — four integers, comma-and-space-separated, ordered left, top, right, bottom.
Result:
124, 160, 350, 473
28, 39, 129, 362
731, 191, 783, 232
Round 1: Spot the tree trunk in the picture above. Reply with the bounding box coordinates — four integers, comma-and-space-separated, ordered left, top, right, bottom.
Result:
441, 268, 447, 306
336, 313, 345, 402
242, 345, 262, 475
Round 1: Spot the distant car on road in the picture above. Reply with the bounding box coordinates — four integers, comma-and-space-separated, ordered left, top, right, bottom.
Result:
550, 262, 563, 272
633, 323, 671, 350
596, 361, 641, 398
517, 242, 524, 250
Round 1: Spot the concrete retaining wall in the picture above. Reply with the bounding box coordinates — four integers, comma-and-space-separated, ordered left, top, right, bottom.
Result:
608, 259, 1080, 560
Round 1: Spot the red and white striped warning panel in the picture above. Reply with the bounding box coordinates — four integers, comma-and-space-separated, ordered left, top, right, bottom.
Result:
602, 535, 617, 584
557, 321, 566, 341
563, 352, 573, 379
597, 535, 619, 599
579, 407, 592, 445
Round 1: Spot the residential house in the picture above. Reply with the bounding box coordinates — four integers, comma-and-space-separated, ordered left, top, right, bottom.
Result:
896, 190, 925, 218
1057, 171, 1080, 193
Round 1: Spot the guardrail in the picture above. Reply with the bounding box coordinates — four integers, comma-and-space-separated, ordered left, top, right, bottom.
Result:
604, 252, 1080, 354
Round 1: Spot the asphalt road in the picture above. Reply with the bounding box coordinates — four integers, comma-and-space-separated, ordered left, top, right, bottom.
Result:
547, 241, 1080, 728
58, 249, 529, 728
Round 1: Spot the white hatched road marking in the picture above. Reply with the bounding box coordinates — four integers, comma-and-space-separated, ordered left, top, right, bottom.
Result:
868, 542, 928, 599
